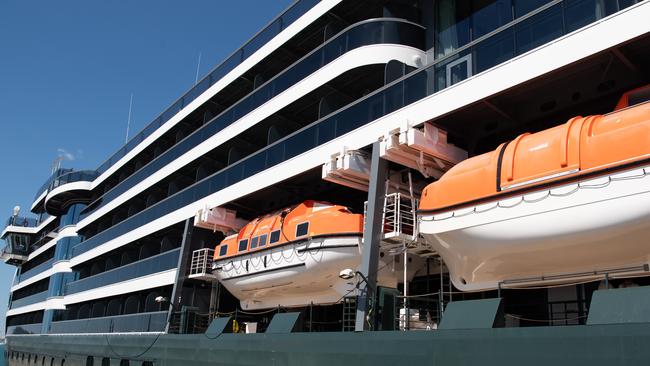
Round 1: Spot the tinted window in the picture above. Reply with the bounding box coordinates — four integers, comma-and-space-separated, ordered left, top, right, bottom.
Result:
219, 245, 228, 256
238, 239, 248, 252
270, 230, 280, 243
259, 234, 268, 247
250, 236, 259, 249
296, 222, 309, 237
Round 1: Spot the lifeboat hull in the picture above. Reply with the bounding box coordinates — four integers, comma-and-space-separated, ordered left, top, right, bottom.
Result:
214, 236, 363, 310
419, 166, 650, 291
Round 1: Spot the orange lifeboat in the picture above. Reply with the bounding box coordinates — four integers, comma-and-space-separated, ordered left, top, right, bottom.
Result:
418, 85, 650, 291
211, 200, 407, 310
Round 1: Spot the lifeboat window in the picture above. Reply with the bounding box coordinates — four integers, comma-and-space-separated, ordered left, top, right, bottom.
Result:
250, 236, 259, 249
296, 222, 309, 237
219, 245, 228, 256
270, 230, 280, 244
238, 239, 248, 252
259, 234, 268, 247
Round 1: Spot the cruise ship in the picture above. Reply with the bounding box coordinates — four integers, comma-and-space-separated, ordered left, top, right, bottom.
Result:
3, 0, 650, 364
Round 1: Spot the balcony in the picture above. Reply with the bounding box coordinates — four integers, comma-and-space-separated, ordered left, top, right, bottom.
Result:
44, 170, 98, 216
93, 0, 320, 178
10, 290, 48, 309
16, 257, 54, 283
79, 18, 426, 222
49, 311, 167, 334
65, 248, 180, 295
6, 322, 42, 335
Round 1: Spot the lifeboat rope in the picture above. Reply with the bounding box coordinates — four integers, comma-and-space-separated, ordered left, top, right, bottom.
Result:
221, 240, 327, 275
422, 168, 650, 222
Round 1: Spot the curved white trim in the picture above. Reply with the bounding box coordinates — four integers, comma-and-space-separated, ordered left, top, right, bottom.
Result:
44, 180, 93, 210
90, 0, 342, 189
67, 4, 650, 267
62, 269, 176, 305
77, 44, 424, 230
31, 189, 48, 211
11, 267, 55, 292
6, 269, 177, 316
23, 226, 77, 262
1, 215, 56, 238
26, 237, 58, 261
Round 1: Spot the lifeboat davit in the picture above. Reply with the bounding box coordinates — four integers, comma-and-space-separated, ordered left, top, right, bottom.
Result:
212, 200, 415, 310
418, 86, 650, 291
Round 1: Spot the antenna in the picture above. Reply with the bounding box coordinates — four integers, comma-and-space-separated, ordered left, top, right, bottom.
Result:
125, 93, 134, 143
51, 156, 64, 174
194, 52, 202, 85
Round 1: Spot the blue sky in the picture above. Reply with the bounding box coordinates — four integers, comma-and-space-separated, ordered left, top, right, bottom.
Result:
0, 0, 292, 334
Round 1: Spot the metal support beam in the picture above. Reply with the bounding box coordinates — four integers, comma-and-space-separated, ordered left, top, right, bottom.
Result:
356, 142, 388, 331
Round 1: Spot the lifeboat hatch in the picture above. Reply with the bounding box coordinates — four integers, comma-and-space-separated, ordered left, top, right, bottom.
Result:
189, 248, 218, 281
365, 193, 436, 257
194, 206, 247, 234
379, 121, 467, 178
322, 149, 426, 195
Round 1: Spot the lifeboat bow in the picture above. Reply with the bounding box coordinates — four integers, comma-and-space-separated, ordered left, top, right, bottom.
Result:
418, 92, 650, 291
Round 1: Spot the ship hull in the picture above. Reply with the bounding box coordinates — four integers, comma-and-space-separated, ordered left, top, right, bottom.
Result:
420, 165, 650, 291
6, 322, 650, 366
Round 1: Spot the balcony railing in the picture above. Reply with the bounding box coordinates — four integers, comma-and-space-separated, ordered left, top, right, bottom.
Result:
65, 248, 180, 295
49, 311, 168, 334
17, 257, 54, 284
6, 322, 42, 335
10, 290, 48, 309
72, 0, 630, 258
79, 18, 425, 221
94, 0, 321, 176
5, 216, 38, 228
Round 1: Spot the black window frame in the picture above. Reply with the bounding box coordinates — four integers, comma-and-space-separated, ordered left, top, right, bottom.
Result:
295, 222, 309, 237
270, 230, 281, 244
238, 239, 249, 252
250, 236, 259, 249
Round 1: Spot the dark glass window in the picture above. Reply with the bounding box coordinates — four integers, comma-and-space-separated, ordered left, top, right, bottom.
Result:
472, 0, 513, 38
475, 28, 515, 73
270, 230, 281, 244
259, 234, 268, 247
238, 239, 248, 252
250, 236, 259, 249
219, 245, 228, 257
564, 0, 607, 32
296, 222, 309, 237
514, 0, 552, 17
515, 4, 563, 54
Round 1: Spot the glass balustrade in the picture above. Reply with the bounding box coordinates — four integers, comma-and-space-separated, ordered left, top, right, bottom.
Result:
71, 0, 630, 258
65, 248, 180, 295
79, 19, 425, 221
94, 0, 321, 176
48, 311, 167, 334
